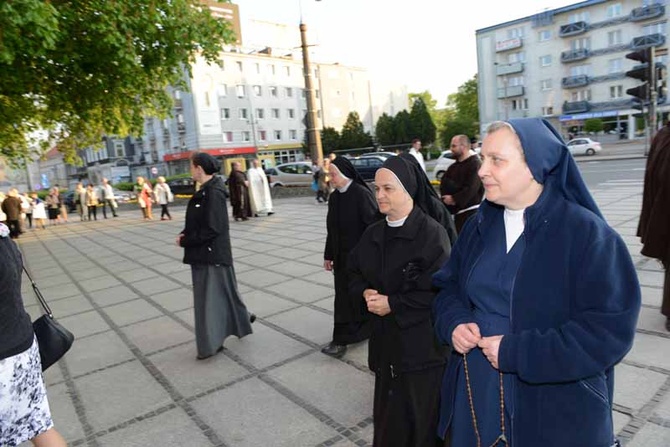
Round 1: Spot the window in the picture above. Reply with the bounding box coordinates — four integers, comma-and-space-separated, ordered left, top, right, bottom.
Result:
218, 83, 227, 97
511, 98, 528, 110
570, 37, 590, 51
570, 64, 591, 76
236, 85, 245, 97
289, 130, 297, 140
301, 89, 307, 98
608, 58, 623, 74
570, 89, 592, 101
239, 108, 248, 120
538, 30, 551, 41
315, 90, 320, 99
242, 131, 251, 142
256, 108, 264, 119
285, 87, 293, 97
644, 22, 666, 36
268, 86, 277, 97
217, 59, 225, 70
507, 27, 524, 38
508, 51, 526, 63
253, 85, 262, 96
287, 108, 295, 119
285, 66, 291, 76
114, 141, 125, 158
221, 108, 230, 119
271, 108, 280, 119
269, 64, 276, 75
568, 12, 589, 23
610, 85, 624, 99
223, 132, 233, 142
541, 79, 553, 90
607, 3, 622, 18
608, 30, 622, 46
508, 76, 524, 87
540, 55, 552, 67
255, 63, 260, 74
174, 90, 181, 100
274, 130, 282, 140
259, 130, 267, 141
236, 61, 243, 72
541, 106, 554, 116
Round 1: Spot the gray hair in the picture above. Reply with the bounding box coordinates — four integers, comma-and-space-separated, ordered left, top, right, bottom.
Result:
484, 121, 524, 158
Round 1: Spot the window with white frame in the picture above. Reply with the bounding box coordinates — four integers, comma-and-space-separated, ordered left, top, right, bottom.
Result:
285, 66, 291, 76
255, 63, 260, 74
538, 30, 551, 41
508, 51, 526, 63
239, 108, 248, 120
285, 87, 293, 97
508, 76, 524, 87
269, 64, 276, 75
540, 55, 552, 66
289, 130, 297, 140
511, 98, 528, 110
541, 106, 554, 116
236, 61, 243, 72
608, 30, 623, 46
114, 141, 125, 158
610, 85, 624, 99
570, 89, 592, 101
223, 132, 233, 142
570, 37, 590, 51
236, 85, 245, 97
287, 108, 295, 119
256, 108, 264, 119
271, 108, 280, 119
644, 22, 666, 35
259, 130, 267, 141
315, 90, 320, 99
607, 3, 622, 18
608, 58, 623, 74
253, 85, 262, 96
541, 79, 553, 90
218, 83, 227, 97
274, 130, 282, 140
568, 12, 589, 23
242, 131, 251, 142
570, 64, 591, 76
221, 108, 230, 119
269, 86, 278, 97
507, 27, 524, 38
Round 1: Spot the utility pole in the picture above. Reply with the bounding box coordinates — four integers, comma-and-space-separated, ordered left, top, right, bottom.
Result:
300, 23, 323, 166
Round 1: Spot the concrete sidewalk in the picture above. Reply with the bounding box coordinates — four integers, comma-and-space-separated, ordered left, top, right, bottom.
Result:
15, 179, 670, 446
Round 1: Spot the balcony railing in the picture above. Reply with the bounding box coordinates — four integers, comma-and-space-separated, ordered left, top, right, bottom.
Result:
562, 75, 590, 88
630, 4, 665, 22
177, 123, 186, 133
559, 21, 588, 37
495, 38, 523, 52
497, 85, 524, 99
631, 33, 666, 50
561, 48, 590, 63
562, 100, 591, 114
496, 62, 524, 76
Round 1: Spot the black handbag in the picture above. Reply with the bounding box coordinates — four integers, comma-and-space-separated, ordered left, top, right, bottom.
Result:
24, 266, 75, 371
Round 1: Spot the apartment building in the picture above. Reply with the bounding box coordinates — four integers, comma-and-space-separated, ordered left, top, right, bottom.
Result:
476, 0, 667, 138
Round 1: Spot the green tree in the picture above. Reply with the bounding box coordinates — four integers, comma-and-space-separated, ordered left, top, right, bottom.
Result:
0, 0, 235, 165
584, 118, 604, 135
440, 75, 479, 148
340, 112, 373, 149
409, 97, 437, 145
320, 127, 341, 154
375, 113, 395, 146
393, 110, 412, 144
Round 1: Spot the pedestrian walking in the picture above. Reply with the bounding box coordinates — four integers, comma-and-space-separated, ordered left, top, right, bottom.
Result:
321, 156, 379, 358
46, 188, 60, 225
316, 158, 331, 203
638, 121, 670, 332
348, 156, 450, 446
134, 176, 154, 220
54, 185, 68, 223
100, 178, 118, 218
86, 184, 99, 221
432, 118, 640, 447
247, 159, 274, 216
31, 193, 47, 229
227, 162, 251, 221
22, 192, 33, 230
177, 153, 254, 360
1, 189, 22, 238
75, 183, 88, 221
0, 222, 67, 447
408, 138, 426, 173
154, 176, 173, 220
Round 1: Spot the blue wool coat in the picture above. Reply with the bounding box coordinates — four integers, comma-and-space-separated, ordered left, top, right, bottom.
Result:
432, 187, 641, 447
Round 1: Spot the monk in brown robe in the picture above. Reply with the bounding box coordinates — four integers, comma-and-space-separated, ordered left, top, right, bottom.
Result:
227, 162, 252, 221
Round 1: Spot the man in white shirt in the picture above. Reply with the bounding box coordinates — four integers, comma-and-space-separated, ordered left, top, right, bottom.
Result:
247, 159, 274, 216
100, 178, 118, 218
409, 138, 426, 173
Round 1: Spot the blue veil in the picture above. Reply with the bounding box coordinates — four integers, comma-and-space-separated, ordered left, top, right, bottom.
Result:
507, 118, 604, 220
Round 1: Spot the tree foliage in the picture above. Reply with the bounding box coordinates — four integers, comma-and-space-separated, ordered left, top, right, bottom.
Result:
440, 75, 479, 148
340, 112, 373, 149
0, 0, 235, 165
409, 97, 437, 145
320, 127, 341, 154
375, 113, 395, 146
393, 110, 412, 144
584, 118, 604, 135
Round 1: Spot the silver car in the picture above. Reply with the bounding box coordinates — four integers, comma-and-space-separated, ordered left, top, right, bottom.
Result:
264, 162, 314, 187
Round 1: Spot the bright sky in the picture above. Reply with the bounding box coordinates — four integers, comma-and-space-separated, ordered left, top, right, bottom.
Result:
234, 0, 578, 105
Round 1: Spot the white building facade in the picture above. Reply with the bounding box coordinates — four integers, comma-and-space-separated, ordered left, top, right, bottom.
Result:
477, 0, 667, 139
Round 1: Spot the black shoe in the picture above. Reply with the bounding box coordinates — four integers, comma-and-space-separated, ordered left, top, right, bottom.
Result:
250, 313, 257, 324
321, 342, 346, 358
197, 346, 224, 360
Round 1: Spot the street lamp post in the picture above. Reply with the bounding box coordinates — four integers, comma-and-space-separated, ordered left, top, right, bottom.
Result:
299, 2, 323, 166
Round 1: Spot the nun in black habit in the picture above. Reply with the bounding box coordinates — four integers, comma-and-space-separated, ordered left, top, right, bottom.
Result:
348, 156, 451, 446
322, 156, 380, 357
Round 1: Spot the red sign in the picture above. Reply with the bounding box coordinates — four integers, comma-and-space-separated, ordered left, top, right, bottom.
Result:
163, 146, 257, 162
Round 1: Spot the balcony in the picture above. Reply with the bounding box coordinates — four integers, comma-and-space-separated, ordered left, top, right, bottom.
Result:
174, 98, 183, 110
495, 37, 523, 52
562, 100, 591, 114
496, 62, 524, 76
561, 48, 590, 63
630, 4, 665, 22
562, 75, 590, 89
177, 123, 186, 133
631, 33, 666, 50
559, 21, 588, 37
497, 85, 524, 99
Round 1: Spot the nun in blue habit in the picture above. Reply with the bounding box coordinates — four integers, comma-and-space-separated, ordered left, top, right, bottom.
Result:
432, 118, 640, 447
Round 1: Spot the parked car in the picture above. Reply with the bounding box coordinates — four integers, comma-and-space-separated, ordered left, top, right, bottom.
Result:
264, 162, 314, 187
432, 150, 457, 181
359, 151, 397, 159
166, 175, 229, 197
350, 154, 393, 182
63, 191, 77, 212
566, 138, 602, 156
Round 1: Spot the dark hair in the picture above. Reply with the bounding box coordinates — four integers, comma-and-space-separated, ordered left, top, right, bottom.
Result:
411, 138, 421, 145
190, 152, 221, 175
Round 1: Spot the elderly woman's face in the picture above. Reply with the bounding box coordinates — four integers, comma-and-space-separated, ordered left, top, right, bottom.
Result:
479, 127, 536, 209
329, 165, 348, 189
374, 168, 412, 219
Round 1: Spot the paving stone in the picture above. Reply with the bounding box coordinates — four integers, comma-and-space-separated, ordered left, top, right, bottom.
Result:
267, 278, 334, 303
31, 265, 66, 279
148, 288, 192, 312
149, 343, 249, 397
626, 422, 670, 447
118, 267, 160, 283
613, 411, 631, 436
75, 361, 172, 432
266, 306, 333, 345
64, 330, 134, 377
78, 275, 122, 292
59, 310, 110, 338
44, 282, 81, 300
626, 333, 670, 371
614, 363, 667, 411
265, 260, 323, 277
267, 352, 374, 427
641, 286, 663, 308
70, 268, 108, 281
89, 285, 139, 307
105, 260, 145, 274
46, 295, 94, 318
169, 269, 193, 285
174, 308, 195, 328
191, 377, 338, 447
242, 289, 299, 317
46, 382, 85, 442
130, 276, 182, 296
313, 296, 335, 312
636, 306, 669, 334
225, 323, 312, 370
43, 361, 64, 386
96, 408, 212, 447
310, 269, 338, 287
637, 270, 666, 288
236, 253, 286, 267
123, 316, 194, 354
104, 299, 163, 327
653, 388, 670, 421
345, 341, 369, 370
237, 269, 291, 288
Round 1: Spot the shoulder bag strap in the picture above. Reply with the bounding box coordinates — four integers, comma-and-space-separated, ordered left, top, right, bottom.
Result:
22, 265, 53, 317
